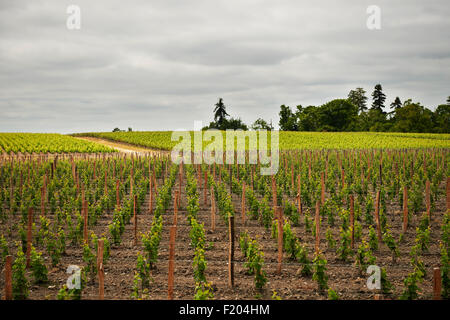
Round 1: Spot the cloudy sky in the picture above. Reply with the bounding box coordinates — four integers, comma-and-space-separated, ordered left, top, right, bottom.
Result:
1, 0, 449, 133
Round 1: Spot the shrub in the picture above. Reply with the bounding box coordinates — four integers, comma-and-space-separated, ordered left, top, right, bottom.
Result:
240, 234, 267, 289
136, 252, 152, 290
400, 269, 423, 300
30, 246, 48, 284
46, 231, 62, 267
325, 228, 336, 249
190, 218, 206, 250
193, 247, 207, 284
12, 243, 29, 300
382, 227, 399, 263
328, 288, 339, 300
415, 226, 431, 253
194, 282, 214, 300
440, 242, 449, 299
337, 227, 352, 262
312, 252, 328, 293
354, 239, 376, 274
0, 235, 9, 264
82, 242, 97, 279
380, 267, 394, 295
295, 242, 312, 276
142, 215, 163, 269
368, 226, 378, 251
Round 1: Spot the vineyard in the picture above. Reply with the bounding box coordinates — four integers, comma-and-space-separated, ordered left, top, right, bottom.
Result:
0, 133, 116, 154
72, 131, 450, 151
0, 147, 449, 300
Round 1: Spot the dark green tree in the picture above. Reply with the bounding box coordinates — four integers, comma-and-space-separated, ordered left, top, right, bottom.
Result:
203, 118, 248, 130
356, 110, 371, 131
213, 98, 229, 126
387, 97, 402, 120
348, 88, 368, 113
371, 84, 386, 111
432, 104, 450, 133
297, 106, 320, 131
278, 105, 298, 131
317, 99, 359, 131
390, 97, 402, 110
251, 118, 273, 130
223, 117, 248, 130
391, 102, 433, 133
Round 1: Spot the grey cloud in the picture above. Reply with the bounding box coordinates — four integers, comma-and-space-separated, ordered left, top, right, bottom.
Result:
0, 0, 449, 133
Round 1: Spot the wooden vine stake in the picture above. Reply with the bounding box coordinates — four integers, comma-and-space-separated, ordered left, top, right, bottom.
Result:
133, 195, 138, 246
97, 239, 104, 300
149, 177, 153, 214
426, 180, 431, 220
4, 255, 12, 300
320, 172, 325, 205
104, 170, 108, 195
173, 191, 178, 226
241, 182, 246, 226
83, 200, 88, 243
297, 174, 302, 214
204, 171, 208, 205
446, 177, 450, 212
272, 175, 277, 211
250, 166, 254, 190
291, 163, 294, 188
179, 164, 183, 197
168, 225, 177, 300
350, 195, 354, 249
402, 186, 408, 233
228, 215, 235, 288
40, 186, 45, 216
153, 172, 157, 196
314, 201, 320, 255
379, 163, 383, 186
26, 208, 33, 268
130, 169, 134, 196
277, 206, 283, 275
116, 179, 120, 208
433, 267, 441, 300
211, 186, 216, 232
374, 191, 382, 244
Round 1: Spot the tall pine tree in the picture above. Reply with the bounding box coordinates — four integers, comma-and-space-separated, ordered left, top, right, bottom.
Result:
371, 84, 386, 112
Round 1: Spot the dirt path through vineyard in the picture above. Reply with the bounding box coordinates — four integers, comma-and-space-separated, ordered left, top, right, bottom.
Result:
75, 136, 169, 155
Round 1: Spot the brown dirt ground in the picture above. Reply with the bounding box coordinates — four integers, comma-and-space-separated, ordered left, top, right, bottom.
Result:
0, 167, 447, 300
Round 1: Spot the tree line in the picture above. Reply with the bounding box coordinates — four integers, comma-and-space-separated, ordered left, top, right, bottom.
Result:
279, 84, 449, 133
202, 98, 274, 131
198, 84, 450, 133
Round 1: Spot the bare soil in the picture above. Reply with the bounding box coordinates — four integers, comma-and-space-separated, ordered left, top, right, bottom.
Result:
0, 167, 446, 300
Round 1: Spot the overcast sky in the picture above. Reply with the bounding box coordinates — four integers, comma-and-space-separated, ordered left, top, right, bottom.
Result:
0, 0, 449, 133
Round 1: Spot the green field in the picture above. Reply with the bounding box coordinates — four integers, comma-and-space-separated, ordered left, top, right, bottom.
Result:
1, 132, 448, 154
73, 131, 450, 151
0, 133, 116, 154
